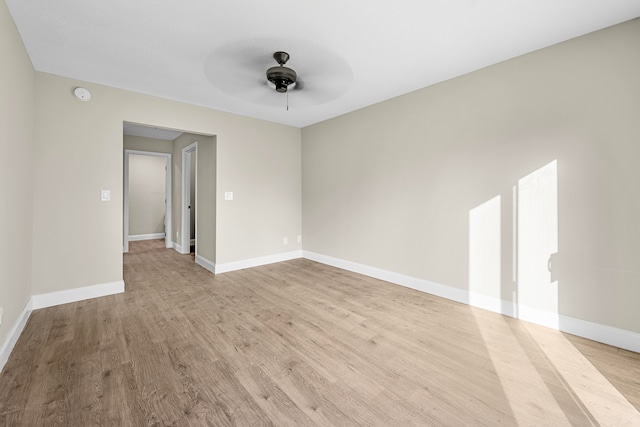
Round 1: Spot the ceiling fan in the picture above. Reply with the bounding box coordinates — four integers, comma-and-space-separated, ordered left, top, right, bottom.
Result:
266, 51, 297, 93
203, 40, 353, 109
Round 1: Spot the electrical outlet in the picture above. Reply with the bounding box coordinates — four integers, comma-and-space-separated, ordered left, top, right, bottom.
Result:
283, 237, 288, 245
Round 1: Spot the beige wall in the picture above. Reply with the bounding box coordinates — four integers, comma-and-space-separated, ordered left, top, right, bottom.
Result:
123, 134, 173, 154
31, 72, 301, 294
302, 19, 640, 333
195, 136, 216, 261
8, 0, 634, 357
218, 125, 301, 263
171, 133, 217, 262
0, 1, 35, 349
128, 154, 166, 236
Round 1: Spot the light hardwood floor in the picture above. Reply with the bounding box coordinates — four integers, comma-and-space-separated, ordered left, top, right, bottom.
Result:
1, 239, 639, 426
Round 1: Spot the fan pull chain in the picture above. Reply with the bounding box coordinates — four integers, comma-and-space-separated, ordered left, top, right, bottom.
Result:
286, 90, 289, 111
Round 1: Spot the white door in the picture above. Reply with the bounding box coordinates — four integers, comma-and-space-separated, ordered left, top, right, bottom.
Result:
180, 142, 197, 255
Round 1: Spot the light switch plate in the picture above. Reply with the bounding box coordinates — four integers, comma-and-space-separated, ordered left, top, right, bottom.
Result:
101, 190, 111, 201
224, 192, 233, 201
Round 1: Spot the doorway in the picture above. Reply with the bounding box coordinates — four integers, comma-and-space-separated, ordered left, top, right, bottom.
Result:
122, 122, 216, 272
180, 142, 197, 255
123, 150, 172, 253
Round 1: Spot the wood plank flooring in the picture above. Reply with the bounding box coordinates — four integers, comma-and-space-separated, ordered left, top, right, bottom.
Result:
1, 239, 639, 425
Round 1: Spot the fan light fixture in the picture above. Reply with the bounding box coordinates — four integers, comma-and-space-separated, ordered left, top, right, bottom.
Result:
266, 51, 297, 93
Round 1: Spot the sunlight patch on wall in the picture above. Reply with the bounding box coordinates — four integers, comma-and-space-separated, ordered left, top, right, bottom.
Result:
469, 195, 501, 307
517, 160, 559, 326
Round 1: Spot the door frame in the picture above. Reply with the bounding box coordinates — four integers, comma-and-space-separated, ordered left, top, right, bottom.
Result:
180, 142, 197, 255
123, 150, 172, 253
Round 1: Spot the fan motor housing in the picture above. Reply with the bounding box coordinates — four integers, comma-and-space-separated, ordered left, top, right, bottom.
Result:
266, 51, 297, 93
266, 66, 297, 93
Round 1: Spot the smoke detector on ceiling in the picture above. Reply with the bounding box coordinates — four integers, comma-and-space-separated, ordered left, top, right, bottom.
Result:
73, 87, 91, 101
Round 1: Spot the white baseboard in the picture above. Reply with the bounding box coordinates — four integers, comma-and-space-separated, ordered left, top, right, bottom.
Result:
31, 280, 125, 310
128, 233, 165, 242
303, 250, 471, 304
302, 250, 640, 354
216, 250, 302, 274
173, 242, 184, 253
559, 316, 640, 354
0, 299, 33, 374
1, 280, 125, 373
195, 254, 216, 274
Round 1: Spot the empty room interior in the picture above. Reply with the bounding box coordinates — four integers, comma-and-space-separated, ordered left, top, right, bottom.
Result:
1, 1, 640, 425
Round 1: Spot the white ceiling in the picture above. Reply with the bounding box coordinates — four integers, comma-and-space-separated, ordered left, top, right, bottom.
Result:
7, 1, 640, 128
